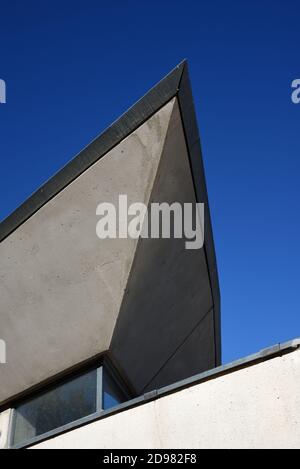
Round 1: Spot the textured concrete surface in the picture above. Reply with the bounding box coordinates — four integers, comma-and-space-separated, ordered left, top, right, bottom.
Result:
143, 309, 215, 392
111, 100, 214, 393
0, 89, 219, 407
31, 348, 300, 449
0, 99, 175, 405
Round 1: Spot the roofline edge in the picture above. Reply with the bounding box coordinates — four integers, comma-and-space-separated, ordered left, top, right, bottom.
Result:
0, 60, 187, 242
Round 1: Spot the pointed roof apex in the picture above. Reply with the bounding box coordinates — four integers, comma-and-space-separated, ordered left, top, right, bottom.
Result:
0, 61, 189, 243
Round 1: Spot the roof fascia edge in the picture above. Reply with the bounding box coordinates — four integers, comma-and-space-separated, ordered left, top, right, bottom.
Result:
0, 60, 186, 243
176, 62, 221, 366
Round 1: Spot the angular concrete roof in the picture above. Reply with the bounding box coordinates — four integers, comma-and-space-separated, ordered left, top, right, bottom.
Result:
0, 61, 221, 407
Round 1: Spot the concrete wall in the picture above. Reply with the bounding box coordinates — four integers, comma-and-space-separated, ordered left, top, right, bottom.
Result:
110, 99, 214, 394
31, 348, 300, 449
0, 100, 175, 404
0, 95, 218, 405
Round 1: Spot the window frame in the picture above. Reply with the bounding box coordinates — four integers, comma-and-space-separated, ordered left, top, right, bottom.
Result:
8, 357, 132, 448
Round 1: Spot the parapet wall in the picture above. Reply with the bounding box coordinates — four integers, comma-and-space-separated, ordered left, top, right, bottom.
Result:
28, 342, 300, 449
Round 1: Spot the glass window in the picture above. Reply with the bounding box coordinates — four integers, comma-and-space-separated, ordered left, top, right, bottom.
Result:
103, 367, 128, 410
13, 369, 97, 446
11, 362, 131, 447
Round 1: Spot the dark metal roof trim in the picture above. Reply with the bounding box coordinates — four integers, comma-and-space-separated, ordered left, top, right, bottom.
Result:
0, 61, 185, 243
1, 61, 222, 418
177, 64, 221, 365
0, 60, 222, 367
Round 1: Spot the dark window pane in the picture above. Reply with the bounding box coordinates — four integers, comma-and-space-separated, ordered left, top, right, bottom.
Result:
13, 369, 97, 446
103, 368, 127, 410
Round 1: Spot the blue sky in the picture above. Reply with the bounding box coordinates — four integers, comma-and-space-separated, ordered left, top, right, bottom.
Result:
0, 1, 299, 364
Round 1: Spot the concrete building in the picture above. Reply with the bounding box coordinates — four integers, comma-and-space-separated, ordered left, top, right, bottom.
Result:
0, 62, 299, 449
